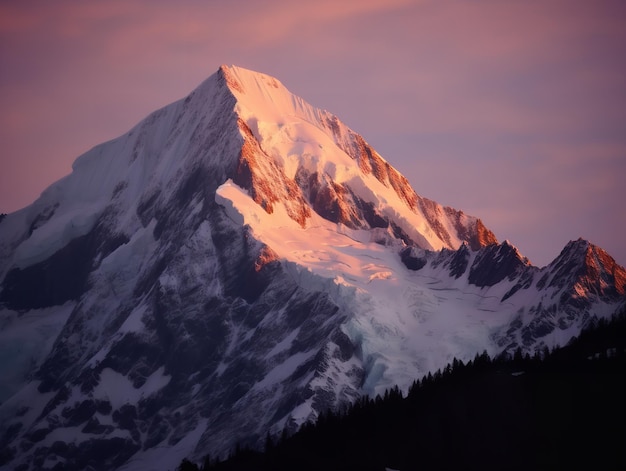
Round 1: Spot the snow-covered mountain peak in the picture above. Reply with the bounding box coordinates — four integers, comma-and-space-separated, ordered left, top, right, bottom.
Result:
0, 65, 623, 471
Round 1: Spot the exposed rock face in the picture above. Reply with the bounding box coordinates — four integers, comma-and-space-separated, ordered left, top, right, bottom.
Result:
234, 118, 311, 227
468, 218, 498, 250
545, 238, 626, 298
468, 241, 531, 288
0, 66, 623, 471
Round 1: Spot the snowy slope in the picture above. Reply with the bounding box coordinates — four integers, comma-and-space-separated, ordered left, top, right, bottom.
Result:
0, 65, 624, 471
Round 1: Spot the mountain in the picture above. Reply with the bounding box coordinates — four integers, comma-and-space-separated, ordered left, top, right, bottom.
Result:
0, 65, 624, 471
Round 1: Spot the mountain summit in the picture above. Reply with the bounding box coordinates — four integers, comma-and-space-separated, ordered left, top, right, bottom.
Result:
0, 65, 623, 470
219, 65, 496, 251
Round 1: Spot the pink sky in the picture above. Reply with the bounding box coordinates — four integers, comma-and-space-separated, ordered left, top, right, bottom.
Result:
1, 0, 625, 267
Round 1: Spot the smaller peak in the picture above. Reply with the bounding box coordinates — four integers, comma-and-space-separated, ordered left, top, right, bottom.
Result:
571, 237, 591, 247
548, 238, 625, 280
501, 239, 521, 250
549, 238, 626, 297
499, 240, 528, 263
467, 239, 530, 287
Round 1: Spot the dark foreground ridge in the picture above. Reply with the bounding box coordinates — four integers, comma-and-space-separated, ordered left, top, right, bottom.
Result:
178, 307, 626, 471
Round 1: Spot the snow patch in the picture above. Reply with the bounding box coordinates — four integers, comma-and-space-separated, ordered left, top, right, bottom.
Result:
93, 367, 171, 410
13, 207, 100, 269
215, 180, 246, 226
254, 350, 316, 391
266, 328, 301, 358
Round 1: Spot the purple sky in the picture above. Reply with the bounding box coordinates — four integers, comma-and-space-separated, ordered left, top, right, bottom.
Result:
1, 0, 625, 267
